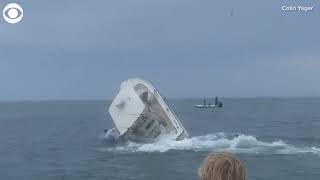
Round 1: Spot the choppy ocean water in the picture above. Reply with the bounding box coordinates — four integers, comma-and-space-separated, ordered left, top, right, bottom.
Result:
1, 98, 320, 180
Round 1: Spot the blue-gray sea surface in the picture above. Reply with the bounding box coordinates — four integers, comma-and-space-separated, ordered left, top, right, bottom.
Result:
1, 98, 320, 180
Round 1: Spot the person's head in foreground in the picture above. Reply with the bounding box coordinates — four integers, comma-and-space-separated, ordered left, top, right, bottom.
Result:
199, 152, 246, 180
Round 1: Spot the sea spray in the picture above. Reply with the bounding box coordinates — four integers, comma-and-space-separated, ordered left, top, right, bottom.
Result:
101, 132, 320, 155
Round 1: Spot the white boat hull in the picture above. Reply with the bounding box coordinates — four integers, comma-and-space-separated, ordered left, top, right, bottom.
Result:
109, 78, 189, 142
194, 104, 217, 108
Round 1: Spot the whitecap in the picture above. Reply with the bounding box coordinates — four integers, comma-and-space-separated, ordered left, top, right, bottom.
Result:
100, 132, 320, 155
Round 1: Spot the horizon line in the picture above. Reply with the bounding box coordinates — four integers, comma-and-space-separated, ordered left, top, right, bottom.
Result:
0, 95, 320, 102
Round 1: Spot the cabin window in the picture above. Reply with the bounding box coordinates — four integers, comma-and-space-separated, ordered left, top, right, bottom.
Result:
145, 120, 154, 130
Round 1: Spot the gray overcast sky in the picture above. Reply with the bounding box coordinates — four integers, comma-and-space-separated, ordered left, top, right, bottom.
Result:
0, 0, 320, 100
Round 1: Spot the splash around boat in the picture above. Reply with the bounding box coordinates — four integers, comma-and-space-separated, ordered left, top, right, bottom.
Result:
101, 132, 320, 155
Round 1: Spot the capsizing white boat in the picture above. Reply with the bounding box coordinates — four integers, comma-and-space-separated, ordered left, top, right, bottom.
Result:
108, 78, 189, 143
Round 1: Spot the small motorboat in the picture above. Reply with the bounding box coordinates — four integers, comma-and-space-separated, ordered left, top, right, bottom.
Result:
108, 78, 189, 143
194, 97, 223, 108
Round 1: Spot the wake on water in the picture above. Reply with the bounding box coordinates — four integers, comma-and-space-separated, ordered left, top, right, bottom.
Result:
100, 132, 320, 155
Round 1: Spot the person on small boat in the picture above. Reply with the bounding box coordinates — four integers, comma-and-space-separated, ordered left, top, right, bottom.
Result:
199, 152, 246, 180
215, 97, 218, 106
214, 97, 223, 108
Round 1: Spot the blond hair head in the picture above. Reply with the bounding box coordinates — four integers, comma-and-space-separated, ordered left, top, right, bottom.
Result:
199, 152, 246, 180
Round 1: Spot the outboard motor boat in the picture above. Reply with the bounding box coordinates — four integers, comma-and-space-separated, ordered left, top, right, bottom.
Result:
108, 78, 189, 143
194, 97, 223, 108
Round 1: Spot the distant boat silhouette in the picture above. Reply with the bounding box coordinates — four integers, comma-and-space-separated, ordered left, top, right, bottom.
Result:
194, 97, 223, 108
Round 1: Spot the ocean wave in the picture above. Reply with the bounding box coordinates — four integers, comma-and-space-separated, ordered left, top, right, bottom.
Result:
100, 133, 320, 155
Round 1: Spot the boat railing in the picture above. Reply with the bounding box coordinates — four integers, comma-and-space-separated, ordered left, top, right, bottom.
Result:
154, 88, 187, 138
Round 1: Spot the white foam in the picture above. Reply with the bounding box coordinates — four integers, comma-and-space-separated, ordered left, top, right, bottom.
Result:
102, 133, 320, 155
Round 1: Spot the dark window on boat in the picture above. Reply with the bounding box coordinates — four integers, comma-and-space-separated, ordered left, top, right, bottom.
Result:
145, 120, 154, 130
